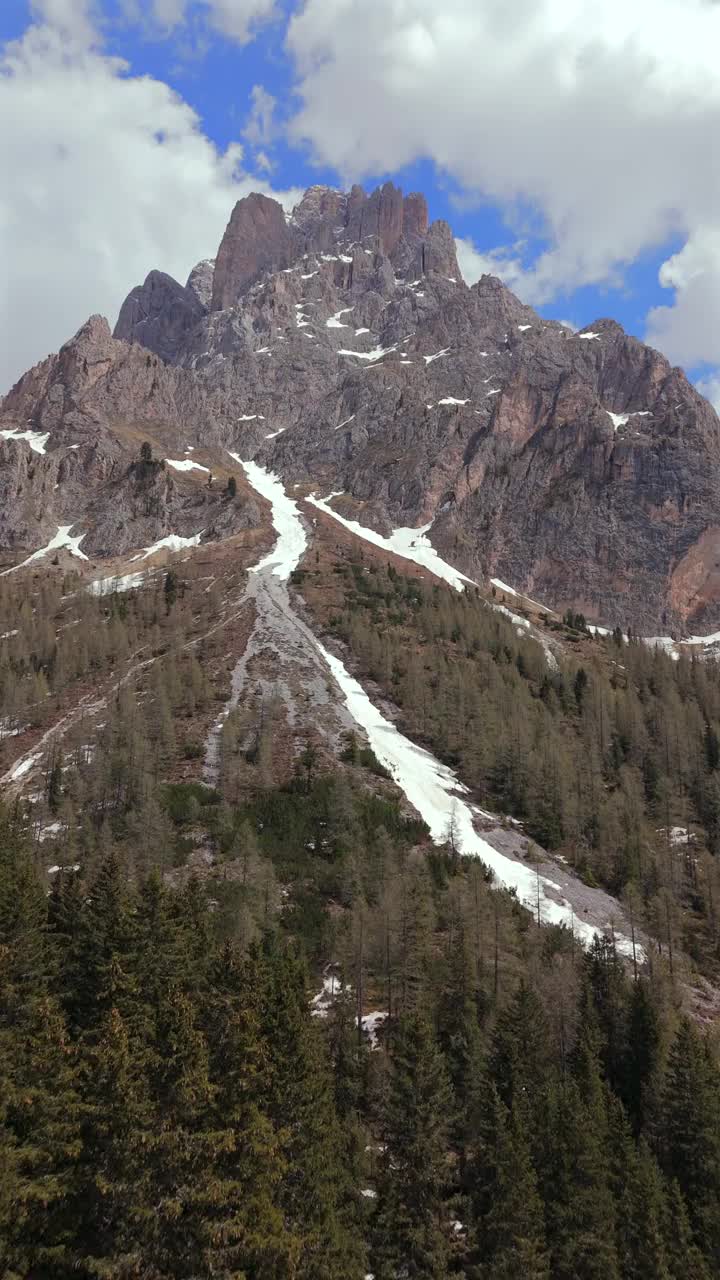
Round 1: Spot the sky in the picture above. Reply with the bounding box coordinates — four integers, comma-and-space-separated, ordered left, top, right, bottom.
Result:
1, 0, 719, 410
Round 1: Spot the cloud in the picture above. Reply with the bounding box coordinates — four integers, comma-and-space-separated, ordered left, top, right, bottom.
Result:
30, 0, 98, 44
645, 230, 720, 366
286, 0, 720, 366
145, 0, 278, 43
243, 84, 277, 147
0, 13, 301, 391
455, 236, 537, 299
696, 371, 720, 414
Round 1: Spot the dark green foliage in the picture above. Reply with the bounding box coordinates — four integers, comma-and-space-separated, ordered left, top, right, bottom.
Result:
164, 568, 178, 612
372, 1014, 452, 1279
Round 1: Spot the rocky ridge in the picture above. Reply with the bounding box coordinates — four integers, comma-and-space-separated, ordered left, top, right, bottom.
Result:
2, 180, 720, 632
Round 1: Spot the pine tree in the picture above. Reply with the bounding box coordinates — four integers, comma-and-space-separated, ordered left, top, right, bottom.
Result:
538, 1033, 621, 1280
75, 1005, 153, 1274
607, 1096, 669, 1280
373, 1013, 452, 1279
472, 1090, 550, 1280
0, 995, 82, 1275
621, 978, 661, 1133
201, 943, 299, 1276
663, 1180, 711, 1280
261, 939, 365, 1279
437, 914, 483, 1138
62, 852, 138, 1033
487, 980, 550, 1111
657, 1017, 720, 1267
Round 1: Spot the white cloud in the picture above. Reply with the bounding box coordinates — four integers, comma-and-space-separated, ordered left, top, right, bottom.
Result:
243, 84, 277, 147
147, 0, 278, 42
287, 0, 720, 367
696, 371, 720, 413
455, 236, 537, 299
30, 0, 98, 44
645, 230, 720, 367
0, 15, 300, 391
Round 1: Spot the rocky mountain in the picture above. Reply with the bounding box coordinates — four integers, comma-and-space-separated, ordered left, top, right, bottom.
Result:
3, 180, 720, 633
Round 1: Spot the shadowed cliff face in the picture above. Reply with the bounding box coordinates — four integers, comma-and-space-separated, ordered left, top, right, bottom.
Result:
2, 180, 720, 633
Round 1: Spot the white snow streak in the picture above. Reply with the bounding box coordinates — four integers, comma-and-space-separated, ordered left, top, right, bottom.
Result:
423, 347, 451, 365
491, 578, 546, 611
327, 308, 354, 329
166, 458, 209, 474
229, 456, 307, 580
306, 494, 474, 592
131, 533, 203, 561
0, 428, 50, 454
338, 344, 398, 362
9, 752, 41, 781
88, 571, 147, 597
438, 396, 470, 406
1, 525, 88, 576
578, 331, 601, 341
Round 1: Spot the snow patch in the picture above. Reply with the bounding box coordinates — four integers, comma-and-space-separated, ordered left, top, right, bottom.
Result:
423, 347, 451, 365
578, 331, 601, 341
132, 533, 203, 561
338, 344, 398, 363
335, 415, 355, 431
1, 525, 88, 576
517, 324, 532, 331
88, 571, 147, 596
166, 458, 209, 474
606, 408, 652, 431
306, 493, 475, 592
0, 428, 50, 455
327, 307, 354, 329
438, 397, 470, 406
9, 752, 41, 781
230, 456, 307, 580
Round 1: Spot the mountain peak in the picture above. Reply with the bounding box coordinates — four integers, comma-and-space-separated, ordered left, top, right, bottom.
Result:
211, 192, 293, 310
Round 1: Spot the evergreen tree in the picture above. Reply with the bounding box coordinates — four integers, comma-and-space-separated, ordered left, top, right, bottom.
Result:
487, 980, 550, 1111
657, 1017, 720, 1267
261, 939, 365, 1279
607, 1096, 669, 1280
471, 1090, 549, 1280
0, 995, 82, 1275
663, 1180, 711, 1280
373, 1013, 452, 1279
537, 1034, 621, 1280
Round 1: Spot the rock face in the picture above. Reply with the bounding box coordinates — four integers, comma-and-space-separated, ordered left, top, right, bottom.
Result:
4, 180, 720, 634
211, 193, 295, 311
114, 271, 205, 362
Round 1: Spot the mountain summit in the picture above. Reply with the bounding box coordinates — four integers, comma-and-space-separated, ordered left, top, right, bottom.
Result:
2, 180, 720, 633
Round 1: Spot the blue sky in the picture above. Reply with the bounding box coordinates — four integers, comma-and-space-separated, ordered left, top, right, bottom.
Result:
1, 0, 719, 402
